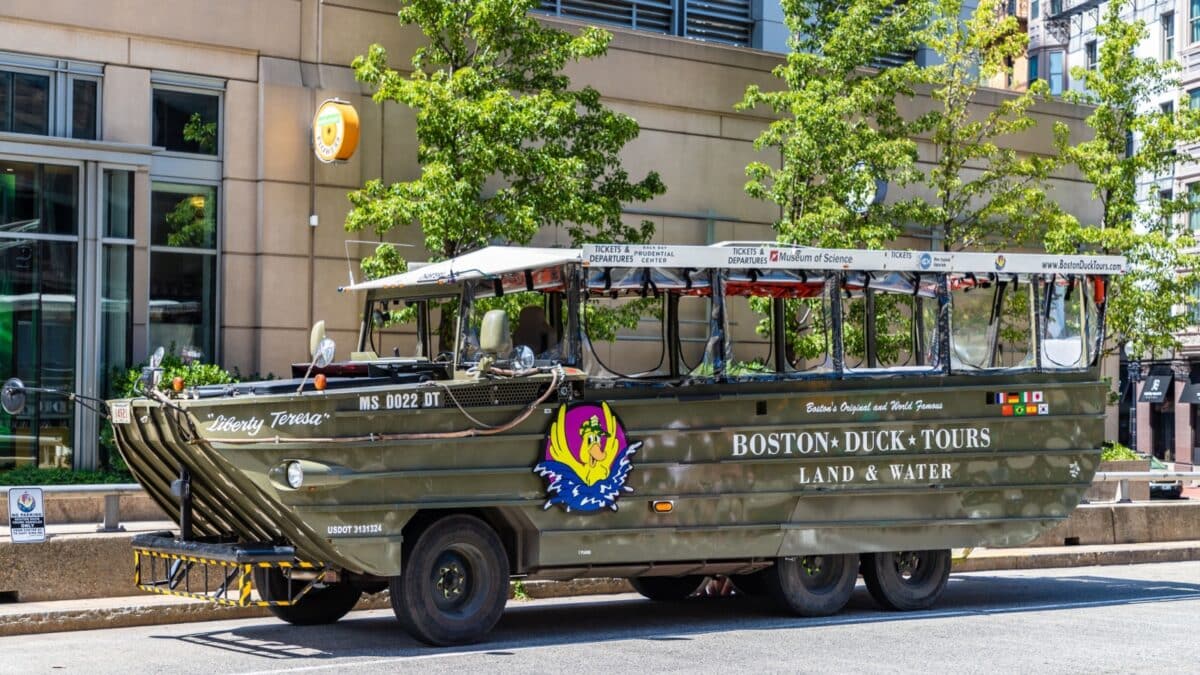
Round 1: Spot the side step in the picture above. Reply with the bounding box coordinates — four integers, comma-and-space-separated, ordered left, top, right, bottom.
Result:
131, 531, 325, 607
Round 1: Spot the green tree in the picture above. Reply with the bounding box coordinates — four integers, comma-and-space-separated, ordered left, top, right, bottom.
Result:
737, 0, 933, 250
349, 0, 664, 349
1050, 0, 1200, 357
739, 0, 933, 363
906, 0, 1072, 252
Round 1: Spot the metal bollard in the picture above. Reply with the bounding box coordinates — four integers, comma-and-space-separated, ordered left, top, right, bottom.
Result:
1116, 479, 1132, 504
97, 493, 126, 532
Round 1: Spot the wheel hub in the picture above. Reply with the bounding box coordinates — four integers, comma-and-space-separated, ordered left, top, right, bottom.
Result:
895, 551, 921, 581
432, 551, 471, 609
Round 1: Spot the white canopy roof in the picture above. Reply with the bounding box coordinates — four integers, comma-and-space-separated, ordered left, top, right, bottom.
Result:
344, 246, 581, 291
582, 244, 1127, 275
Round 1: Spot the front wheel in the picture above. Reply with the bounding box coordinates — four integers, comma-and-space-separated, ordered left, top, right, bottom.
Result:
628, 575, 706, 601
764, 553, 857, 617
391, 514, 510, 646
253, 567, 362, 626
860, 549, 951, 611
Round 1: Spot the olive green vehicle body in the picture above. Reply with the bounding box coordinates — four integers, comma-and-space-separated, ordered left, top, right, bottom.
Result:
110, 368, 1104, 579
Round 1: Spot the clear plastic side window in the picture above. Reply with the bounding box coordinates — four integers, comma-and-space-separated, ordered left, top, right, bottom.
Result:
581, 294, 665, 378
842, 272, 938, 372
1040, 274, 1094, 370
949, 274, 1035, 371
725, 271, 834, 375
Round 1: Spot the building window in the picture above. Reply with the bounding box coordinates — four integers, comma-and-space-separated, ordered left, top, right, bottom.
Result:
0, 53, 101, 139
1086, 41, 1098, 71
535, 0, 754, 47
1190, 88, 1200, 109
1049, 51, 1065, 95
1192, 0, 1200, 43
1031, 0, 1039, 19
1050, 0, 1062, 15
1164, 12, 1176, 61
1125, 130, 1135, 158
1189, 183, 1200, 230
149, 183, 218, 361
1029, 54, 1040, 85
152, 89, 220, 155
1161, 188, 1174, 228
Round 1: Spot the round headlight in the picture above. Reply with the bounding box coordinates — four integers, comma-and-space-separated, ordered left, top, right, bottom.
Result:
286, 462, 304, 489
513, 344, 535, 370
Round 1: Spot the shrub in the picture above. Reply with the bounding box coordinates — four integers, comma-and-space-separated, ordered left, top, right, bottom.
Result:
0, 464, 133, 486
1101, 442, 1141, 462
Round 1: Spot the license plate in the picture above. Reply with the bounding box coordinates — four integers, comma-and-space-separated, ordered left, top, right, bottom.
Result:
110, 401, 132, 424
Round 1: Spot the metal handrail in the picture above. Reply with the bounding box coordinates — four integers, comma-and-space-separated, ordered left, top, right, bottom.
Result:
2, 483, 144, 532
1090, 471, 1200, 504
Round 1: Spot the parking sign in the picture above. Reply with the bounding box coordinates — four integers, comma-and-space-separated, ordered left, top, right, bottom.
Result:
8, 487, 46, 543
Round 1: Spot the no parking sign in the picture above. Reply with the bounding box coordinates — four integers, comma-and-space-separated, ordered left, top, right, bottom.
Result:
7, 487, 46, 543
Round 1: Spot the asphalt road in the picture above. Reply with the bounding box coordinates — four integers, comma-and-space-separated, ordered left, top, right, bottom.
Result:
4, 562, 1200, 674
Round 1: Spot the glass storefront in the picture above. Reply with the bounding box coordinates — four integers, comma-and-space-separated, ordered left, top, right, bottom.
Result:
149, 182, 218, 362
1, 163, 79, 468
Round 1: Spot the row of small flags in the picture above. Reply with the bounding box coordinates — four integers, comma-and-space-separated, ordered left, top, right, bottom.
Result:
987, 391, 1049, 416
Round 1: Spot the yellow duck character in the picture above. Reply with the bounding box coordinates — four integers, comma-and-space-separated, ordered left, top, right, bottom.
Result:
548, 403, 621, 486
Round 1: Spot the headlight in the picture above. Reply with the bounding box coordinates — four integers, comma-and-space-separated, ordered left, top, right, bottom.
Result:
513, 344, 535, 370
286, 461, 304, 489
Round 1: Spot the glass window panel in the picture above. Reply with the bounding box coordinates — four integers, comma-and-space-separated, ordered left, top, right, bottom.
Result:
104, 170, 134, 239
101, 245, 132, 397
1031, 0, 1039, 19
0, 73, 10, 133
12, 72, 50, 135
152, 89, 219, 155
149, 250, 217, 362
1028, 54, 1039, 83
71, 79, 97, 140
1193, 0, 1200, 42
1049, 51, 1064, 95
151, 183, 216, 249
1041, 276, 1091, 369
42, 164, 78, 235
0, 161, 78, 236
950, 275, 1034, 371
0, 239, 77, 468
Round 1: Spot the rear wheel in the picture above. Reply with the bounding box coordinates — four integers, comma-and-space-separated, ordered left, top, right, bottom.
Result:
860, 549, 951, 611
764, 553, 857, 617
391, 514, 510, 646
628, 575, 706, 601
253, 567, 362, 626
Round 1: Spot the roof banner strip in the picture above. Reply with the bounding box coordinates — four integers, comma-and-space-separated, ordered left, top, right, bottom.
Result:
581, 244, 1127, 275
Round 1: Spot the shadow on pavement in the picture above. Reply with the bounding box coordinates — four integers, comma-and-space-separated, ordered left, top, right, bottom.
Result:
152, 571, 1200, 661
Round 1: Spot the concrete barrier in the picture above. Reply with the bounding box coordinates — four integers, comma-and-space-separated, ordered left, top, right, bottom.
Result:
0, 489, 168, 526
1028, 501, 1200, 547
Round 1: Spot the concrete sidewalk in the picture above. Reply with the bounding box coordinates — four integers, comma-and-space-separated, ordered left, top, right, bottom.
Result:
1, 536, 1198, 638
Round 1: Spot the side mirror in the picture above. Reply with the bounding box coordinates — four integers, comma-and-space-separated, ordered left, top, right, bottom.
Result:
314, 337, 336, 368
141, 346, 166, 390
2, 378, 26, 416
309, 321, 327, 359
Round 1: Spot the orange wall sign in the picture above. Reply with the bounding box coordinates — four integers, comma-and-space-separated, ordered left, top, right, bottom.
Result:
312, 99, 360, 163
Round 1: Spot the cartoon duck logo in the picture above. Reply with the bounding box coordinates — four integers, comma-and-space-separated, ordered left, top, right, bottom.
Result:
534, 402, 641, 513
16, 491, 36, 513
994, 254, 1007, 271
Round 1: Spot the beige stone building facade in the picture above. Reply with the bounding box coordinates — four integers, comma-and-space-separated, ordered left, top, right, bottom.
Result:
0, 0, 1101, 469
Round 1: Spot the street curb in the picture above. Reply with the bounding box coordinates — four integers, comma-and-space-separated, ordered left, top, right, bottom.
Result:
2, 546, 1197, 638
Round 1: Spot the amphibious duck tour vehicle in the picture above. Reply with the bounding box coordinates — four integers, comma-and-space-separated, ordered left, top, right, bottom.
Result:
90, 242, 1121, 644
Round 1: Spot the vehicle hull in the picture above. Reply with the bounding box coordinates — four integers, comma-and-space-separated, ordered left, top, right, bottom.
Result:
110, 370, 1104, 577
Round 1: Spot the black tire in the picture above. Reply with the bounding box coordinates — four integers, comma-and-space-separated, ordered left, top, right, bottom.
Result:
730, 570, 771, 596
628, 575, 706, 601
391, 514, 510, 646
253, 567, 362, 626
764, 553, 857, 617
860, 549, 951, 611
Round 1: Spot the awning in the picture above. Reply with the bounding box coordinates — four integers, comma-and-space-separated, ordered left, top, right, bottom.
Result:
1179, 382, 1200, 405
1139, 375, 1174, 403
343, 246, 581, 291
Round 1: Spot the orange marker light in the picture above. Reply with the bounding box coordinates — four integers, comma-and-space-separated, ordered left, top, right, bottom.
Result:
171, 376, 185, 393
314, 373, 327, 391
652, 500, 674, 513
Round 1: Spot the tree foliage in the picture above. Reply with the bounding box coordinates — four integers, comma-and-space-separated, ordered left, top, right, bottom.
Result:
737, 0, 932, 249
906, 0, 1072, 251
1049, 0, 1200, 357
347, 0, 665, 267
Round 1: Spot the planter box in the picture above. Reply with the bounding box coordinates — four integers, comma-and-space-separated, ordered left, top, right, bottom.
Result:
1084, 459, 1150, 502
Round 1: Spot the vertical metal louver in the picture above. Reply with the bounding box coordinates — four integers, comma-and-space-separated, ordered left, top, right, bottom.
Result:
536, 0, 753, 47
537, 0, 675, 35
682, 0, 754, 46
